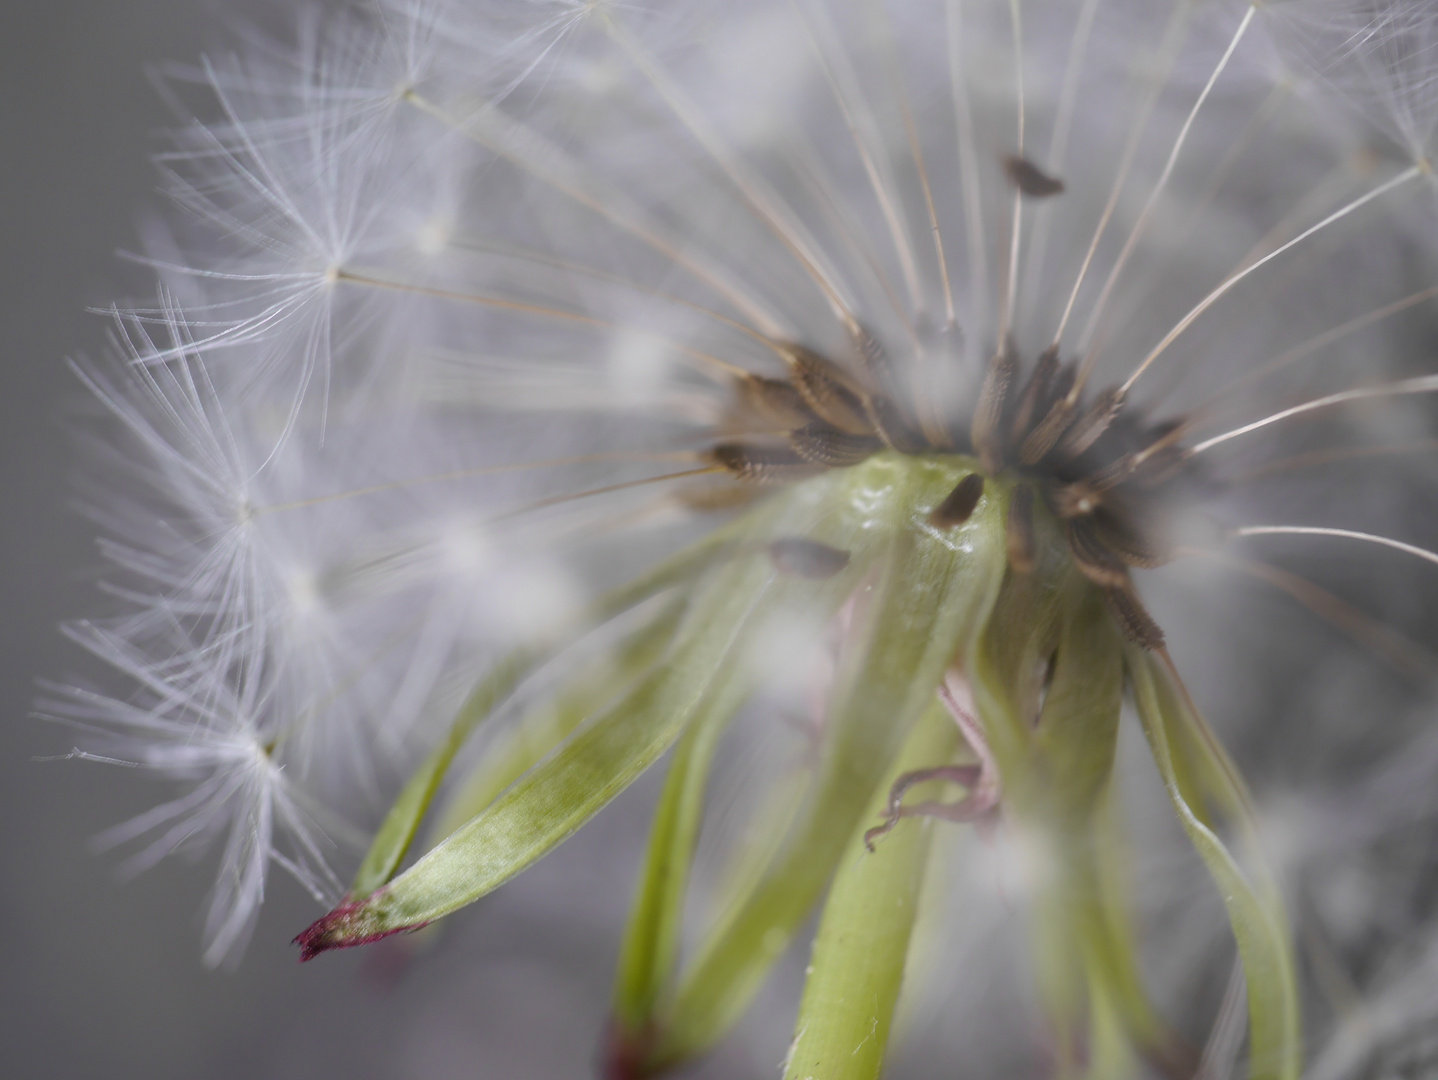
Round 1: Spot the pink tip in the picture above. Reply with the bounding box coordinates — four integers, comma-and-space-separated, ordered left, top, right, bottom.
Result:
600, 1019, 656, 1080
293, 896, 428, 962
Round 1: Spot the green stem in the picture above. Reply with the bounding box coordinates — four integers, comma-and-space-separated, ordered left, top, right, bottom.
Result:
782, 701, 959, 1080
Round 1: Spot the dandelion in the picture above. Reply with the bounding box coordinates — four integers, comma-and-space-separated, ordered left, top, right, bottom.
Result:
53, 0, 1438, 1076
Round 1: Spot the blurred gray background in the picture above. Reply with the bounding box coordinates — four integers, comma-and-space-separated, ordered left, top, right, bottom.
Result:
0, 5, 675, 1079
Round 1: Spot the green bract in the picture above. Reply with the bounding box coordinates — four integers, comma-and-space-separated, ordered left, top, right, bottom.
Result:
297, 453, 1298, 1080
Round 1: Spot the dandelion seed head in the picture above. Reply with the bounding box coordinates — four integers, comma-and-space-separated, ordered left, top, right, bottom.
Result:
52, 0, 1438, 1069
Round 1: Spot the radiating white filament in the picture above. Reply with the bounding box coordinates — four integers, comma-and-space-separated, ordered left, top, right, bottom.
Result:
1193, 374, 1438, 453
1122, 165, 1424, 394
1234, 526, 1438, 569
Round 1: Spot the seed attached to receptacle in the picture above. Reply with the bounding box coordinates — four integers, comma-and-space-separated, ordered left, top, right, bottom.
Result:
736, 373, 816, 430
930, 473, 986, 528
708, 442, 818, 483
972, 348, 1018, 474
1066, 520, 1130, 588
789, 347, 874, 436
1058, 387, 1127, 457
788, 424, 883, 467
1104, 585, 1166, 650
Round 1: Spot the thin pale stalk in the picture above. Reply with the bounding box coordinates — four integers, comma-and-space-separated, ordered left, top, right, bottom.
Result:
1196, 283, 1438, 416
780, 702, 959, 1080
1018, 0, 1101, 331
1051, 4, 1191, 349
403, 91, 787, 339
945, 0, 988, 363
1077, 4, 1256, 358
604, 17, 859, 331
996, 0, 1026, 347
334, 268, 750, 380
1233, 525, 1438, 569
794, 0, 923, 314
1122, 165, 1423, 395
1193, 374, 1438, 453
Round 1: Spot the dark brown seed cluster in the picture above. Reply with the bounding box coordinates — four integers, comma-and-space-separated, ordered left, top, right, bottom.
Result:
700, 156, 1197, 649
705, 330, 1198, 649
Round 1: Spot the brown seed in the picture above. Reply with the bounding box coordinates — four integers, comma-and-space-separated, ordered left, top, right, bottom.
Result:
735, 374, 816, 430
768, 537, 851, 580
1065, 520, 1130, 588
1057, 386, 1127, 459
971, 345, 1018, 473
1009, 344, 1062, 444
673, 481, 762, 512
707, 442, 820, 483
1019, 391, 1078, 465
838, 324, 939, 451
788, 424, 883, 467
1006, 485, 1036, 572
930, 473, 985, 528
1003, 155, 1066, 197
848, 323, 892, 382
789, 347, 874, 436
1104, 585, 1166, 650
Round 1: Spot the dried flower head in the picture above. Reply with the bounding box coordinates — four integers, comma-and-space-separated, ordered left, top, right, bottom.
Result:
49, 0, 1438, 1076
